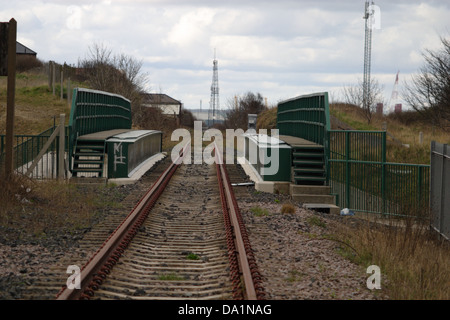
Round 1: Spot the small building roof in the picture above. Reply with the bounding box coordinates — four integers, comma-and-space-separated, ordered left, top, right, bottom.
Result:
142, 93, 181, 105
16, 41, 37, 55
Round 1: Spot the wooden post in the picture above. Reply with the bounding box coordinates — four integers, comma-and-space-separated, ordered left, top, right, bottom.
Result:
60, 67, 63, 100
52, 62, 56, 96
58, 114, 65, 180
67, 77, 71, 106
48, 61, 52, 89
4, 18, 17, 178
0, 23, 8, 76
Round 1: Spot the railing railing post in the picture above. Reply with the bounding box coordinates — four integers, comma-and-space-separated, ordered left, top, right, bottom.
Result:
58, 114, 65, 180
417, 165, 423, 211
345, 131, 350, 209
381, 131, 387, 215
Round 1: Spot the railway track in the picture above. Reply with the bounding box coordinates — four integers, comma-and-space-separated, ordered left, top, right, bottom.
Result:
49, 146, 264, 300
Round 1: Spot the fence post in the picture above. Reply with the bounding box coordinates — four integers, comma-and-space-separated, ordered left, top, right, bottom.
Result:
417, 165, 423, 210
440, 144, 448, 235
325, 131, 330, 185
48, 60, 52, 89
60, 67, 63, 100
52, 62, 56, 96
345, 131, 350, 209
381, 131, 387, 215
67, 78, 71, 107
58, 114, 65, 180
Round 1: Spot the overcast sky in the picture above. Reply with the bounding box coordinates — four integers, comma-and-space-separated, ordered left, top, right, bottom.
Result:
1, 0, 449, 112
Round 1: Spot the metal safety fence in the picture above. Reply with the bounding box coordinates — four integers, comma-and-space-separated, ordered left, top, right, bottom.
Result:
68, 88, 132, 149
0, 126, 69, 179
431, 142, 450, 239
68, 88, 132, 173
328, 130, 430, 218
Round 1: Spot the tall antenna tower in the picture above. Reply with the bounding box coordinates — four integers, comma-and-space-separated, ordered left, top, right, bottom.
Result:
363, 1, 374, 113
210, 49, 219, 126
388, 71, 400, 113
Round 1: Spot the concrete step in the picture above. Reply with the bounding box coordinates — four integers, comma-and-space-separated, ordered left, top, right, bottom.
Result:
292, 194, 336, 205
290, 185, 331, 195
292, 152, 324, 158
294, 176, 326, 184
303, 203, 340, 215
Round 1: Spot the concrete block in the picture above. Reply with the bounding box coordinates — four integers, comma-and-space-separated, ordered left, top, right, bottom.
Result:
303, 203, 340, 215
255, 181, 289, 194
290, 184, 331, 195
292, 194, 336, 204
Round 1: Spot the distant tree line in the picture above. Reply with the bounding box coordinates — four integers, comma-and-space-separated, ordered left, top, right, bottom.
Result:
224, 92, 267, 130
403, 36, 450, 132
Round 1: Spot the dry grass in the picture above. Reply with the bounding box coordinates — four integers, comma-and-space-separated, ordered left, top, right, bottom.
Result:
256, 107, 277, 131
330, 103, 450, 164
281, 203, 296, 214
0, 175, 123, 241
0, 71, 72, 135
333, 215, 450, 300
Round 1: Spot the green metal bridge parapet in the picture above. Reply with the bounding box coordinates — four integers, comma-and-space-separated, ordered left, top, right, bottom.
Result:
68, 88, 132, 151
277, 92, 331, 186
275, 92, 430, 217
68, 88, 132, 177
277, 92, 331, 147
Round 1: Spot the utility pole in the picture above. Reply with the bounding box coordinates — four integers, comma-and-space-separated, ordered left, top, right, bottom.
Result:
210, 49, 219, 127
1, 18, 17, 178
363, 1, 374, 115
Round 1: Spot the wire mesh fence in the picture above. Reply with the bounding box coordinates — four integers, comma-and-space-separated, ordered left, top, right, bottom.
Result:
328, 130, 430, 218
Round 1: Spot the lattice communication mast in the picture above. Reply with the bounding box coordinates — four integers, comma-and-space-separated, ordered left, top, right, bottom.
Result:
210, 49, 219, 126
388, 71, 400, 113
363, 1, 374, 113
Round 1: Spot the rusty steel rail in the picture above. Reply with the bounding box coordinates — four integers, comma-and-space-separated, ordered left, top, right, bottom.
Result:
56, 144, 188, 300
214, 143, 265, 300
55, 143, 264, 300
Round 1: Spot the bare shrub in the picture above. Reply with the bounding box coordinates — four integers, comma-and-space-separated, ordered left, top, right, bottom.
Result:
342, 78, 385, 124
281, 204, 296, 214
77, 43, 149, 127
16, 56, 43, 73
403, 36, 450, 132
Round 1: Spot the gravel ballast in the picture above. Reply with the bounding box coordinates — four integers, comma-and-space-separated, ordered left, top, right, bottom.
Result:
0, 162, 386, 300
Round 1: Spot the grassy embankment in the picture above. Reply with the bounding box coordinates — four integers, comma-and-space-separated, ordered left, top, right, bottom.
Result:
0, 71, 125, 241
329, 103, 449, 164
0, 70, 202, 243
0, 72, 73, 135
